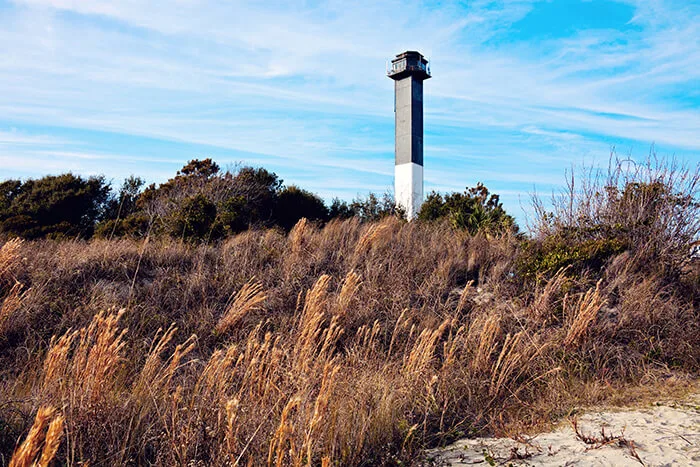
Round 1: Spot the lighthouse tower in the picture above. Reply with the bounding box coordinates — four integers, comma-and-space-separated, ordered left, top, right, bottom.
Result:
387, 51, 431, 219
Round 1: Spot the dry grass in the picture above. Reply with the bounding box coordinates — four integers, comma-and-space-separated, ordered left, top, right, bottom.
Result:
9, 406, 64, 467
0, 238, 23, 281
563, 281, 606, 348
0, 281, 25, 336
216, 278, 267, 334
0, 238, 26, 338
528, 267, 569, 323
42, 308, 127, 404
0, 216, 697, 465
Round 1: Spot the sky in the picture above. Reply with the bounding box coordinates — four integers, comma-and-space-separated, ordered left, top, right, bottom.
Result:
1, 0, 699, 225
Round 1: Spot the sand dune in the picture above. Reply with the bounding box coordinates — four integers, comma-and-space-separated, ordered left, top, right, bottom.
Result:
427, 394, 700, 466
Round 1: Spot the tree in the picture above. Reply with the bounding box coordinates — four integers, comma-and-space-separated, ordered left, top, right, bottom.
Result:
170, 194, 218, 241
348, 193, 401, 222
328, 198, 354, 220
103, 176, 146, 221
124, 161, 287, 239
230, 167, 283, 226
94, 176, 149, 239
418, 183, 517, 235
0, 174, 110, 239
0, 180, 22, 213
177, 158, 220, 178
272, 186, 328, 230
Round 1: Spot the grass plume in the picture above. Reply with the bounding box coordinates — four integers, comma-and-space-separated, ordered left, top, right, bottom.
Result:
9, 406, 64, 467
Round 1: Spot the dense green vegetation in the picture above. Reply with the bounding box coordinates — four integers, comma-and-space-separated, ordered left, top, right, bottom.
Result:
418, 182, 517, 234
0, 158, 515, 241
0, 173, 110, 239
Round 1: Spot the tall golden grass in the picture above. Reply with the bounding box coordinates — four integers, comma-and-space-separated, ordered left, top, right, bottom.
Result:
9, 406, 64, 467
0, 238, 23, 280
216, 278, 267, 335
0, 238, 26, 336
0, 216, 698, 465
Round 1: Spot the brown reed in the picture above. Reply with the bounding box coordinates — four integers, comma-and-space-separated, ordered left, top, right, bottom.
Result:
336, 270, 362, 316
9, 406, 64, 467
0, 238, 23, 281
564, 281, 606, 348
0, 281, 26, 335
216, 278, 267, 334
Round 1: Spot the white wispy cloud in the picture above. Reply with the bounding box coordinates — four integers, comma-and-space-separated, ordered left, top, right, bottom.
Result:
0, 128, 68, 145
0, 0, 697, 222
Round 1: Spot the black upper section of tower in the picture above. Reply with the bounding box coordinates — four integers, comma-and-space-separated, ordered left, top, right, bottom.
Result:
387, 51, 431, 81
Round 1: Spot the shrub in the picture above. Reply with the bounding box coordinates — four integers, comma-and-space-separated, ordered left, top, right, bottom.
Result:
273, 185, 328, 230
418, 183, 517, 235
0, 174, 110, 239
518, 236, 628, 281
328, 197, 354, 220
102, 176, 145, 221
214, 195, 249, 235
132, 161, 285, 238
94, 212, 152, 239
169, 194, 219, 241
530, 153, 700, 279
345, 192, 402, 222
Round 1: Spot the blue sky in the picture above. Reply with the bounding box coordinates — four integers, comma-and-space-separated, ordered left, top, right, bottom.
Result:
1, 0, 699, 225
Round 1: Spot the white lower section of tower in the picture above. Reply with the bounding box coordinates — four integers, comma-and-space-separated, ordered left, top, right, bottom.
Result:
395, 162, 423, 220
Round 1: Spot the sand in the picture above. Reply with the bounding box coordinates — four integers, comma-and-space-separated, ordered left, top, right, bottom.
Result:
426, 395, 700, 466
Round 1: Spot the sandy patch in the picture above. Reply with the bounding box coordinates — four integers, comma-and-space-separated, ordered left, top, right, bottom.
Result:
426, 395, 700, 466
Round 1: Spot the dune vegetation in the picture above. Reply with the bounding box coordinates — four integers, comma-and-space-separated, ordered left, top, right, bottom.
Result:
1, 156, 699, 466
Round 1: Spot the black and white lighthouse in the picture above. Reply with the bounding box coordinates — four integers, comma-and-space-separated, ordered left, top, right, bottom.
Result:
387, 51, 431, 219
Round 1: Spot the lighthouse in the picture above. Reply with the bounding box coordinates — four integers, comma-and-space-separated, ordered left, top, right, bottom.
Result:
387, 51, 431, 219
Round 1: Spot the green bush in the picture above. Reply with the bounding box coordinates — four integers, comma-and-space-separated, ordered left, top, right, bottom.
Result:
102, 176, 145, 221
517, 236, 628, 281
214, 196, 248, 235
418, 183, 517, 235
531, 155, 700, 279
0, 174, 110, 239
94, 213, 152, 239
331, 192, 400, 222
272, 185, 328, 230
168, 194, 219, 241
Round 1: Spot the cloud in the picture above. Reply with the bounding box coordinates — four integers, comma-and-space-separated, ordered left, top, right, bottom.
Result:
0, 0, 698, 225
0, 128, 69, 145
